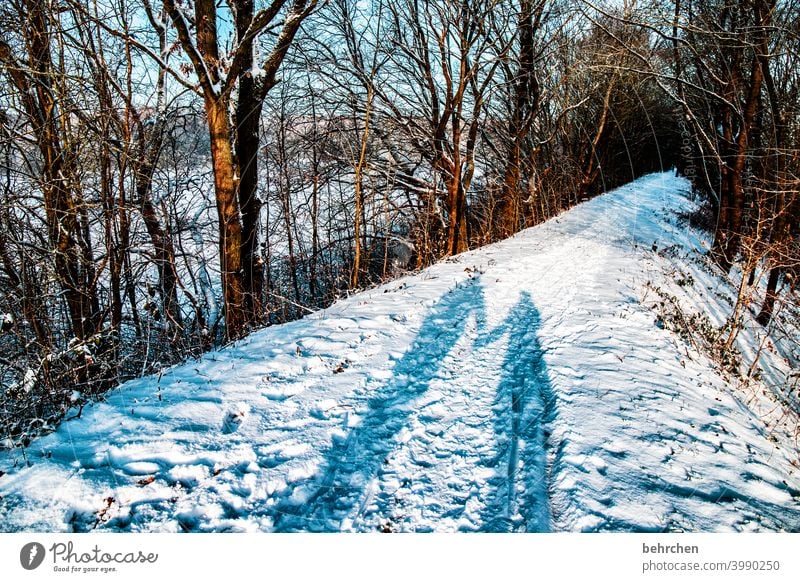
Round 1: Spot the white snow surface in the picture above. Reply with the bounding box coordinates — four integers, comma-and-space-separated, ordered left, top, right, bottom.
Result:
2, 172, 799, 532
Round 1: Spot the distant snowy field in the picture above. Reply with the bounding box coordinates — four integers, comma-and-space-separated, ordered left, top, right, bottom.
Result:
1, 172, 798, 532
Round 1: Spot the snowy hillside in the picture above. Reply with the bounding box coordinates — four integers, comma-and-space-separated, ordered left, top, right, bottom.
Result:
1, 172, 798, 532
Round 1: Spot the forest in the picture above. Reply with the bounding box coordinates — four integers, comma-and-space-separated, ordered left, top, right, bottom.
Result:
0, 0, 798, 446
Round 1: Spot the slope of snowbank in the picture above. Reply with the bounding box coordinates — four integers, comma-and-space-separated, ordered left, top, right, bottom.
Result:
1, 172, 798, 532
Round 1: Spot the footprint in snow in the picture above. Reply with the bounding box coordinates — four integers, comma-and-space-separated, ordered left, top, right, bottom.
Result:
222, 403, 249, 434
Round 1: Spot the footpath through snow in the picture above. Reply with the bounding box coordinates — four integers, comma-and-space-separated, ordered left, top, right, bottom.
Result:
1, 172, 799, 532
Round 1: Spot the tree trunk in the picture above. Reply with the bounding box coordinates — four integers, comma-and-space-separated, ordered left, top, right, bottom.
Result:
756, 266, 781, 326
136, 182, 184, 338
1, 2, 96, 341
499, 0, 541, 239
234, 0, 265, 323
501, 142, 523, 238
207, 98, 247, 340
446, 165, 464, 255
714, 5, 767, 272
351, 85, 374, 288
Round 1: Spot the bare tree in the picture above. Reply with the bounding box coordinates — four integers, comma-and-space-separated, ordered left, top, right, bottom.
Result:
160, 0, 317, 338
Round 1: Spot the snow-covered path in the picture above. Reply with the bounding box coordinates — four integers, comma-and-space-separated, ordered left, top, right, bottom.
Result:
269, 279, 554, 532
2, 172, 799, 532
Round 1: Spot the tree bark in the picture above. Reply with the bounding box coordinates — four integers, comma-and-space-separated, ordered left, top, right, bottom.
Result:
234, 0, 265, 322
207, 98, 248, 339
500, 0, 542, 238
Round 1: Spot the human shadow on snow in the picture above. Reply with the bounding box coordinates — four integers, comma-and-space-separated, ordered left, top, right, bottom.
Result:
474, 291, 557, 532
271, 276, 488, 531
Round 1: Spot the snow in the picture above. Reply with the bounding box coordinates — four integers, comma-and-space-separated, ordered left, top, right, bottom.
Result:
1, 172, 799, 532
